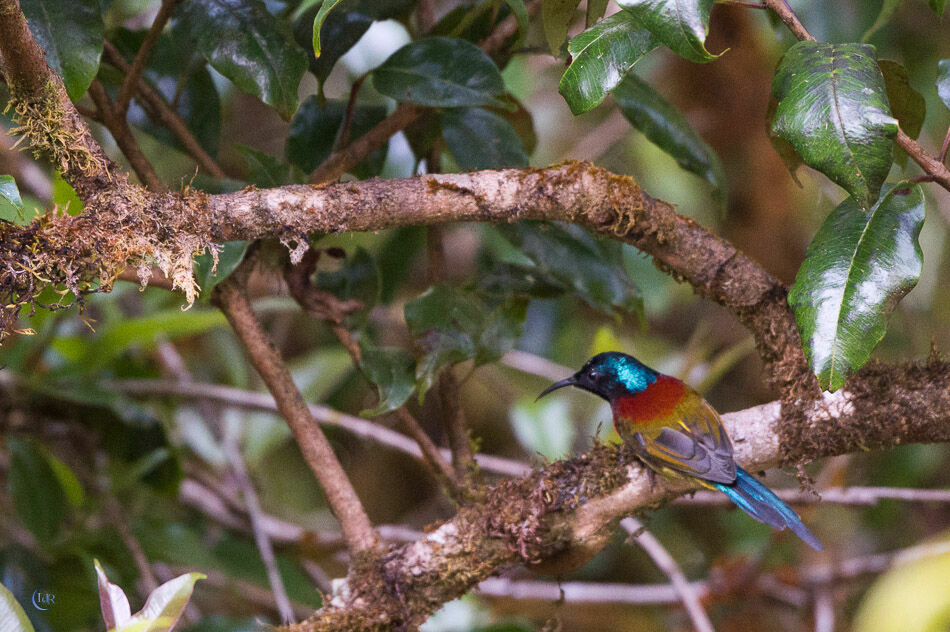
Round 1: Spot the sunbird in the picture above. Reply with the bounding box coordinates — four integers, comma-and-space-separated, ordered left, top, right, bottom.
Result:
538, 351, 822, 551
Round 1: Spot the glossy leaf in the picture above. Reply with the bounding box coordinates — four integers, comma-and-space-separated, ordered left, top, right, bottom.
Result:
494, 222, 643, 320
7, 438, 68, 543
373, 37, 508, 108
440, 107, 529, 170
928, 0, 947, 15
20, 0, 103, 101
878, 60, 925, 167
771, 42, 898, 208
614, 74, 726, 201
176, 0, 308, 120
0, 581, 35, 632
558, 11, 657, 115
95, 560, 132, 631
237, 146, 306, 187
193, 241, 251, 295
405, 285, 527, 392
0, 176, 22, 208
286, 97, 387, 175
616, 0, 719, 63
312, 0, 345, 57
542, 0, 581, 55
359, 346, 417, 416
938, 59, 950, 110
788, 184, 925, 391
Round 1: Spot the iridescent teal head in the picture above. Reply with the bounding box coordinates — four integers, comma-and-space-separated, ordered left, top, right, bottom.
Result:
537, 352, 659, 403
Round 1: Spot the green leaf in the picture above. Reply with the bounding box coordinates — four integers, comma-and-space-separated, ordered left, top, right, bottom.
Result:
405, 285, 527, 393
878, 60, 925, 167
312, 0, 346, 57
771, 42, 898, 208
7, 438, 69, 543
587, 0, 609, 24
614, 74, 726, 201
286, 97, 387, 175
558, 11, 657, 115
938, 59, 950, 111
542, 0, 581, 55
20, 0, 104, 101
928, 0, 947, 15
176, 0, 308, 120
313, 247, 379, 330
373, 37, 508, 108
788, 183, 925, 391
236, 146, 306, 187
0, 175, 23, 208
193, 241, 250, 294
440, 108, 529, 170
0, 581, 36, 632
616, 0, 719, 63
861, 0, 901, 42
509, 397, 576, 460
494, 222, 643, 320
358, 346, 417, 416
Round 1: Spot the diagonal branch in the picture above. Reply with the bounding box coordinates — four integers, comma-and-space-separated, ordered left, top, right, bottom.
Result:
211, 256, 378, 554
114, 0, 183, 114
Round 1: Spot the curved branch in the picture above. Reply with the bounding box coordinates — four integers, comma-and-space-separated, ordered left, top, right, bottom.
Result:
286, 357, 950, 631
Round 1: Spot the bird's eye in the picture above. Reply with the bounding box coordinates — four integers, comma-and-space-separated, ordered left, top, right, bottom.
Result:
589, 370, 601, 380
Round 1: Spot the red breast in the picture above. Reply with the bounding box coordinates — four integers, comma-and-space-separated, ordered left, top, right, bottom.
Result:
611, 375, 687, 424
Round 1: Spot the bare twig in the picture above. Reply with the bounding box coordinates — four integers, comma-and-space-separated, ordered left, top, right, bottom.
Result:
104, 378, 531, 477
621, 517, 715, 632
394, 407, 464, 497
87, 79, 165, 191
102, 41, 227, 179
115, 0, 183, 114
212, 258, 378, 554
439, 369, 479, 488
763, 0, 816, 41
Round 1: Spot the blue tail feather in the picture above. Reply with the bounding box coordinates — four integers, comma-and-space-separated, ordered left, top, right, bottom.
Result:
714, 467, 823, 551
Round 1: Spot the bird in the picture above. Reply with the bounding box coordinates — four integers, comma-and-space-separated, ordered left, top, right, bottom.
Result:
537, 351, 823, 551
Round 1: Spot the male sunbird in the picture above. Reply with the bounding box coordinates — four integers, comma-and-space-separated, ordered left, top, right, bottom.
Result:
538, 351, 822, 551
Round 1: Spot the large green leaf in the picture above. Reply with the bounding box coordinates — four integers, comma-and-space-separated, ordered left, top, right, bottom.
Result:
558, 11, 657, 115
358, 345, 417, 416
788, 184, 925, 391
938, 59, 950, 110
405, 285, 527, 393
616, 0, 718, 63
440, 107, 529, 170
493, 222, 643, 320
21, 0, 103, 101
176, 0, 308, 120
771, 42, 898, 208
0, 579, 36, 632
373, 37, 508, 108
285, 97, 387, 175
614, 74, 726, 201
7, 438, 69, 543
542, 0, 581, 55
0, 176, 22, 208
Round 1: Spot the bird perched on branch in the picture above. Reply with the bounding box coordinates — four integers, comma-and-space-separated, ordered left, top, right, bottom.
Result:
537, 351, 822, 551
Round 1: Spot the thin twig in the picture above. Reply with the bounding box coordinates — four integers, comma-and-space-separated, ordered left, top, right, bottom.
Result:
87, 79, 165, 191
104, 377, 531, 477
102, 493, 161, 596
394, 407, 464, 497
115, 0, 183, 114
212, 257, 378, 553
102, 41, 227, 179
763, 0, 816, 41
621, 518, 715, 632
336, 74, 367, 151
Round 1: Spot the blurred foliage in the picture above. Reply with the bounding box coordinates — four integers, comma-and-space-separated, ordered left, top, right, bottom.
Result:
1, 0, 950, 630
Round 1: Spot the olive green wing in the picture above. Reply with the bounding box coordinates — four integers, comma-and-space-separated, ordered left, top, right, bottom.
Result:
629, 398, 737, 484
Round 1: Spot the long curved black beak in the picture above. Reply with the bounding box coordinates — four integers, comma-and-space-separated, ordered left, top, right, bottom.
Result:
535, 376, 576, 401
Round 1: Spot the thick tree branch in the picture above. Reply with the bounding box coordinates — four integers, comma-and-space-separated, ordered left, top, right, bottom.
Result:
211, 258, 378, 554
286, 357, 950, 631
